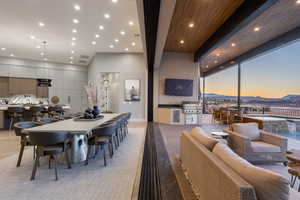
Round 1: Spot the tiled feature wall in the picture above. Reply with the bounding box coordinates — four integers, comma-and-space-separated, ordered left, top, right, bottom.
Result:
0, 57, 88, 112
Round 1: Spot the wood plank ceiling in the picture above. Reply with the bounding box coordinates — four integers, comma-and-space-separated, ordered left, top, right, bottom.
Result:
200, 0, 300, 74
164, 0, 245, 52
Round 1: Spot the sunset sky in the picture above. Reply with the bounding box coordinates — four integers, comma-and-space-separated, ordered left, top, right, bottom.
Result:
205, 39, 300, 98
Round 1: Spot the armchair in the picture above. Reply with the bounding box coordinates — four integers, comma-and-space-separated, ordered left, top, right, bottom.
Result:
224, 123, 287, 165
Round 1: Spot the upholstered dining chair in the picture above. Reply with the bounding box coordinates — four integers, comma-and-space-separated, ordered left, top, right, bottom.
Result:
224, 122, 288, 165
85, 123, 116, 167
29, 131, 72, 181
14, 121, 42, 167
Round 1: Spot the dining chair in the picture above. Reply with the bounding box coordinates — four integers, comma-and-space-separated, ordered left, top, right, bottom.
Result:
14, 121, 42, 167
29, 131, 72, 181
8, 107, 25, 130
85, 123, 116, 167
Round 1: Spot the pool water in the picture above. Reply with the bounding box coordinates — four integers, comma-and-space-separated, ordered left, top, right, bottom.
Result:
274, 132, 300, 141
247, 115, 300, 121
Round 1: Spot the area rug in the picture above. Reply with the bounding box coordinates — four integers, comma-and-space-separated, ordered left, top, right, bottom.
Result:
0, 127, 146, 200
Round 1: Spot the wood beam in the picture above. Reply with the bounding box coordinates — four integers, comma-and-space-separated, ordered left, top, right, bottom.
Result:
203, 25, 300, 77
194, 0, 279, 62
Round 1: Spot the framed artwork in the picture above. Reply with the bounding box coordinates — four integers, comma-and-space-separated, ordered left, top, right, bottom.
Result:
125, 79, 140, 101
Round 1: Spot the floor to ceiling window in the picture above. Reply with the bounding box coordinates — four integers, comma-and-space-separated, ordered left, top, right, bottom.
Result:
204, 65, 238, 113
241, 40, 300, 116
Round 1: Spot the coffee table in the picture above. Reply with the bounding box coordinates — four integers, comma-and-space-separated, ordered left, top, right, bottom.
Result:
211, 131, 229, 139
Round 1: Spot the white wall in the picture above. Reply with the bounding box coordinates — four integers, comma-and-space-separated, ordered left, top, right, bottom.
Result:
0, 56, 88, 112
157, 52, 199, 105
88, 53, 147, 121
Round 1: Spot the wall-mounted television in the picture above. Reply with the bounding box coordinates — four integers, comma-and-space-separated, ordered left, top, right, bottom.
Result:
165, 78, 193, 96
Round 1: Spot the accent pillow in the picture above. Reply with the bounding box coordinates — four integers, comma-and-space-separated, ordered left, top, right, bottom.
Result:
232, 123, 261, 141
191, 127, 218, 151
213, 143, 289, 200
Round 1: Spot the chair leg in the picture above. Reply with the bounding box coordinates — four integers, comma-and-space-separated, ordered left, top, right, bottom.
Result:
102, 144, 107, 167
291, 175, 295, 187
33, 145, 36, 159
53, 155, 58, 181
85, 145, 91, 166
49, 155, 52, 169
65, 151, 72, 169
9, 117, 13, 130
108, 143, 113, 158
30, 154, 39, 181
16, 144, 25, 167
109, 139, 114, 156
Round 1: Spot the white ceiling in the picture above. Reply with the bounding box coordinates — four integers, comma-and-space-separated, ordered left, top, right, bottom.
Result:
0, 0, 143, 66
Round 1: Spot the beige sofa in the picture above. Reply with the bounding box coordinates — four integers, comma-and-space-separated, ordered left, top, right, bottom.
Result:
224, 123, 287, 165
180, 127, 289, 200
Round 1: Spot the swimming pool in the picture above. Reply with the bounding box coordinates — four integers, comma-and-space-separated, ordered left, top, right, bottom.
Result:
245, 115, 300, 121
274, 132, 300, 141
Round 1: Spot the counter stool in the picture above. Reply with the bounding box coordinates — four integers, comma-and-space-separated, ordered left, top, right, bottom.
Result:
48, 106, 64, 119
14, 122, 42, 167
29, 131, 72, 181
85, 124, 116, 167
29, 106, 43, 121
8, 107, 25, 130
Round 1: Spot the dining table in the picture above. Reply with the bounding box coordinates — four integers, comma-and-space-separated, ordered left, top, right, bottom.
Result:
25, 113, 121, 163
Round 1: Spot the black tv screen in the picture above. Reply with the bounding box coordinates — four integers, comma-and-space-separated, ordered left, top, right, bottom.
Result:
165, 78, 193, 96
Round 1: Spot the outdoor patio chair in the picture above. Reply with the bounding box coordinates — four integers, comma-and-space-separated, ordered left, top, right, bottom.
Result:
224, 122, 288, 165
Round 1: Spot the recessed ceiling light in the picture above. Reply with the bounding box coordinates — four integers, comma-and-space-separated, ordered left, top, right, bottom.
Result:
254, 27, 260, 32
44, 58, 47, 61
38, 22, 45, 27
71, 42, 76, 46
297, 0, 300, 4
112, 0, 118, 3
231, 43, 236, 47
73, 19, 79, 24
129, 21, 134, 26
74, 4, 80, 11
95, 34, 100, 38
132, 42, 136, 46
1, 47, 6, 51
120, 30, 126, 35
114, 38, 119, 42
72, 37, 76, 41
214, 60, 218, 63
99, 25, 104, 30
109, 45, 114, 48
30, 35, 35, 40
10, 54, 14, 57
92, 41, 96, 45
180, 40, 184, 44
71, 50, 75, 54
188, 23, 194, 28
72, 29, 77, 33
216, 53, 220, 56
206, 65, 209, 68
36, 45, 41, 49
70, 56, 73, 60
125, 48, 129, 51
40, 52, 44, 56
70, 61, 73, 64
104, 14, 110, 19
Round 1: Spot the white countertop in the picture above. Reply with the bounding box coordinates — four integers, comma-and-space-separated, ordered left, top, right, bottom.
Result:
25, 113, 120, 134
0, 105, 71, 111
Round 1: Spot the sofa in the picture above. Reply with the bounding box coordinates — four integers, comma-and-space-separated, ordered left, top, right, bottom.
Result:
224, 123, 287, 165
180, 127, 289, 200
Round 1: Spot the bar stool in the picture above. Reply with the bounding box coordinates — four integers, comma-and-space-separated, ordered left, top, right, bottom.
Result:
29, 106, 43, 121
29, 131, 72, 181
14, 122, 42, 167
85, 123, 116, 167
48, 106, 64, 119
8, 107, 25, 130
